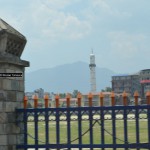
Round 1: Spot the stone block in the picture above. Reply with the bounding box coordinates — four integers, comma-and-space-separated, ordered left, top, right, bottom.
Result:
16, 102, 23, 109
0, 80, 2, 90
0, 124, 5, 134
0, 145, 16, 150
0, 69, 5, 73
0, 135, 7, 145
19, 80, 24, 92
5, 102, 16, 112
0, 90, 7, 101
0, 113, 7, 123
0, 123, 20, 134
17, 134, 24, 144
2, 79, 11, 90
0, 146, 7, 150
0, 102, 5, 112
7, 113, 16, 122
7, 91, 17, 102
11, 80, 19, 91
16, 92, 24, 102
8, 134, 16, 145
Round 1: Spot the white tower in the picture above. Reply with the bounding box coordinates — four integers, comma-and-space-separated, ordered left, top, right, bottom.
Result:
89, 51, 96, 92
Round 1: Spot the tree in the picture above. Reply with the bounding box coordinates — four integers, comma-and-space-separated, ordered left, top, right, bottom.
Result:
101, 87, 112, 92
72, 90, 79, 98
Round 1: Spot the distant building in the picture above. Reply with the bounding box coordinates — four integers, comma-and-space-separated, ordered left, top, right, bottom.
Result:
112, 73, 140, 96
112, 69, 150, 103
34, 88, 44, 99
25, 92, 35, 100
140, 69, 150, 101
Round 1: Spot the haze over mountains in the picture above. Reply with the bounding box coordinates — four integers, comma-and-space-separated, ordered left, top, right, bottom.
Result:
25, 61, 116, 93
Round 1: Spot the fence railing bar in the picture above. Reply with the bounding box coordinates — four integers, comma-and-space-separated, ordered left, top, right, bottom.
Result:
147, 109, 150, 150
135, 106, 140, 150
123, 108, 128, 150
56, 108, 60, 150
45, 108, 49, 150
101, 108, 105, 150
123, 92, 128, 150
34, 109, 38, 150
89, 108, 93, 150
78, 108, 82, 150
112, 108, 116, 150
23, 110, 28, 150
67, 108, 71, 150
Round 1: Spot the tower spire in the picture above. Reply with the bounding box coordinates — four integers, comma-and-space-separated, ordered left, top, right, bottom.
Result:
89, 51, 96, 93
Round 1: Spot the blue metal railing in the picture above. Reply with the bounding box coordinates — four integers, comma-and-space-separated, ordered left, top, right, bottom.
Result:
16, 105, 150, 150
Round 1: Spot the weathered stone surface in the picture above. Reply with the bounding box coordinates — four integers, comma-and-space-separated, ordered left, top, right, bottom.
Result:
0, 123, 20, 135
8, 134, 16, 145
0, 124, 5, 134
0, 145, 16, 150
5, 102, 16, 112
11, 80, 19, 91
0, 90, 7, 101
0, 102, 5, 112
7, 113, 16, 122
16, 102, 23, 109
2, 79, 11, 90
19, 80, 24, 91
0, 113, 7, 123
0, 18, 29, 150
16, 134, 24, 144
7, 91, 17, 102
16, 92, 24, 102
0, 135, 7, 145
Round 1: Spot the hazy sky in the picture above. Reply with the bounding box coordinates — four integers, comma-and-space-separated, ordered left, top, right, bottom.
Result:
0, 0, 150, 74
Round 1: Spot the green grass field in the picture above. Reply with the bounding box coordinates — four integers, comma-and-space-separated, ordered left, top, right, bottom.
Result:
26, 115, 149, 150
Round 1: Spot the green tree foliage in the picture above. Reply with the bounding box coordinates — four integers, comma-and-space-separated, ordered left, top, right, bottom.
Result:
101, 87, 112, 92
72, 90, 79, 98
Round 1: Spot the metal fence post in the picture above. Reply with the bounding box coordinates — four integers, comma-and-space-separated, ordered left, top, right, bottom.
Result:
123, 91, 128, 150
44, 95, 49, 149
99, 92, 105, 150
55, 94, 60, 150
134, 91, 140, 150
66, 94, 71, 150
110, 92, 116, 150
88, 93, 93, 150
34, 95, 39, 150
146, 91, 150, 149
77, 93, 82, 150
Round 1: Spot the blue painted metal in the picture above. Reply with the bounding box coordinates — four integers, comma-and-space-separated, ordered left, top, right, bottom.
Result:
123, 108, 128, 150
56, 108, 60, 150
135, 106, 140, 150
16, 105, 150, 150
78, 107, 82, 150
100, 107, 105, 150
34, 108, 38, 150
23, 109, 27, 150
45, 108, 49, 150
147, 107, 150, 150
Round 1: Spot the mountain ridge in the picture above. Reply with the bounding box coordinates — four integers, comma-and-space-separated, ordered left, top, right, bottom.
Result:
25, 61, 116, 93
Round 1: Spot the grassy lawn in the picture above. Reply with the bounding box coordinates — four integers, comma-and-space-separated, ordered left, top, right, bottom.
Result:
26, 115, 149, 150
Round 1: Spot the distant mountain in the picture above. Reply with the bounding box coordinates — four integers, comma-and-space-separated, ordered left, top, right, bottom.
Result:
25, 61, 116, 93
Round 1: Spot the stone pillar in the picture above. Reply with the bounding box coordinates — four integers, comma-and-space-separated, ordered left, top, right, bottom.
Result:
0, 19, 29, 150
